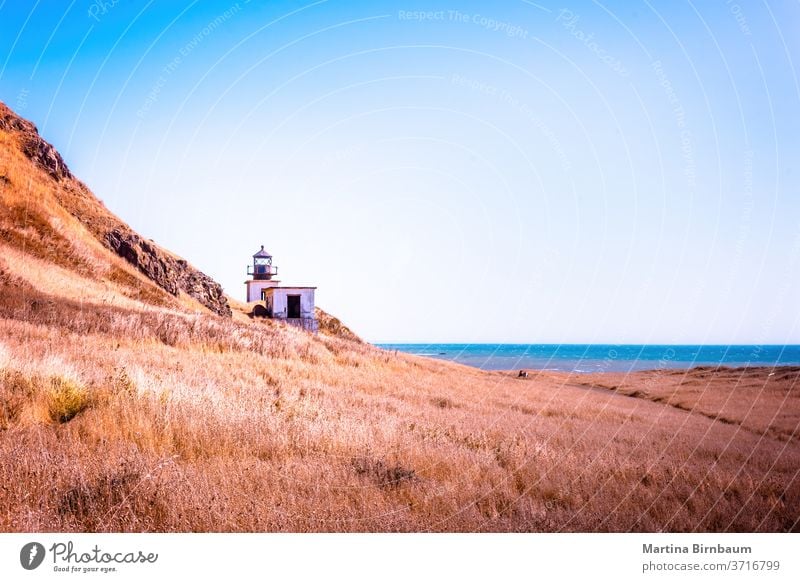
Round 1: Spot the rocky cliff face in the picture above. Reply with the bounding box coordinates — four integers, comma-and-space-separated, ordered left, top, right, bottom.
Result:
0, 106, 72, 181
0, 101, 232, 317
105, 229, 231, 317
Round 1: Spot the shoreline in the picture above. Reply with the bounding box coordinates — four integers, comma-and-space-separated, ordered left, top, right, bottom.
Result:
504, 363, 800, 374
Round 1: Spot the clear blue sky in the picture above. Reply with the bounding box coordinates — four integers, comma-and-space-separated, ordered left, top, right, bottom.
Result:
1, 0, 798, 343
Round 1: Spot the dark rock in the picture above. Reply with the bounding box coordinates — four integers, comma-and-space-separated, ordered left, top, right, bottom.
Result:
105, 228, 231, 317
0, 104, 73, 181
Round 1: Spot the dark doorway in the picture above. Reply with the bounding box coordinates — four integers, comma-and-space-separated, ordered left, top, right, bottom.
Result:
287, 295, 301, 318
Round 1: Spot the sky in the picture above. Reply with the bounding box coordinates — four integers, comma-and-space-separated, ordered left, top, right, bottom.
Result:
1, 0, 799, 344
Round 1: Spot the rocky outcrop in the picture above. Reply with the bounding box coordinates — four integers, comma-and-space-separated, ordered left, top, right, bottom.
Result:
0, 103, 73, 181
105, 229, 231, 317
315, 307, 361, 342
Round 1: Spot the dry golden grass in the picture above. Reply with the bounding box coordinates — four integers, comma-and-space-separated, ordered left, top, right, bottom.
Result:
45, 376, 93, 424
569, 367, 800, 441
1, 292, 798, 532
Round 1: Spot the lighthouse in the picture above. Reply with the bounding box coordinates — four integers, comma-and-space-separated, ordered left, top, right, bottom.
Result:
245, 245, 279, 300
245, 245, 317, 332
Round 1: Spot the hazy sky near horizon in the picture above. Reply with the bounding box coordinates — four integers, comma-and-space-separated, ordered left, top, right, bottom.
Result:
1, 1, 799, 343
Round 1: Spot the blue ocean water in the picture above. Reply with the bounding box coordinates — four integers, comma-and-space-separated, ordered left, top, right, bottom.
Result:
376, 344, 800, 373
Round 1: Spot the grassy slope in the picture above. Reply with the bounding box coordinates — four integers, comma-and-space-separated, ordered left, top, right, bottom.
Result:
1, 106, 798, 532
0, 115, 187, 313
2, 308, 798, 532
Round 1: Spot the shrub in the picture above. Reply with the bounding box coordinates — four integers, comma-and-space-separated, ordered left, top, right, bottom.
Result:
352, 456, 417, 489
47, 376, 91, 423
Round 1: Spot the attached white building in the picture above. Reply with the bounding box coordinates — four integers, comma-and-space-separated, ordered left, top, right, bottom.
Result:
245, 245, 318, 332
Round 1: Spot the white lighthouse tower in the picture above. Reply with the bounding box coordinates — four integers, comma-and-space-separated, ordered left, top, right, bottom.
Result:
245, 245, 279, 301
245, 245, 318, 332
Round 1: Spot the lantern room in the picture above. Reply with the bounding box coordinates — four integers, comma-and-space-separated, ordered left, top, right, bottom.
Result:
248, 245, 278, 280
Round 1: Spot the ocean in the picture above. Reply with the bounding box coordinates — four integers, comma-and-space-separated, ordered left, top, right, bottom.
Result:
375, 344, 800, 373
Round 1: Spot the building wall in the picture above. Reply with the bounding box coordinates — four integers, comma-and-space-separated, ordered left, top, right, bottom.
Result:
268, 288, 315, 319
246, 280, 280, 302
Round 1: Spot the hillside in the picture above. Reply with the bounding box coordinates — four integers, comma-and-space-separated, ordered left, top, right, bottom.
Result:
0, 101, 231, 317
1, 103, 798, 532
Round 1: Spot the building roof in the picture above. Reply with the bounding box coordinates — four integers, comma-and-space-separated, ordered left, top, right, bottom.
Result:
262, 286, 317, 293
253, 245, 272, 258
